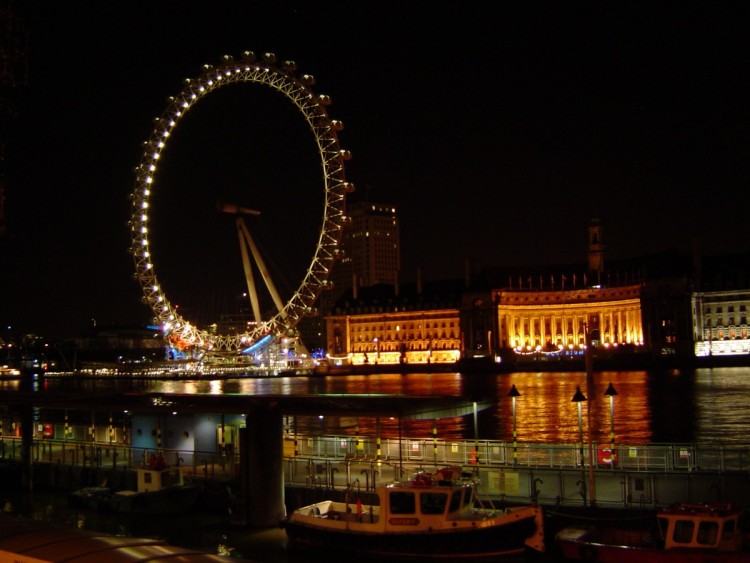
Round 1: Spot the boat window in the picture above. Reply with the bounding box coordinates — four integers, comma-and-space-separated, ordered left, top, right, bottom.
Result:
673, 520, 695, 544
448, 490, 462, 513
722, 518, 736, 541
420, 492, 447, 515
696, 521, 718, 545
389, 492, 416, 514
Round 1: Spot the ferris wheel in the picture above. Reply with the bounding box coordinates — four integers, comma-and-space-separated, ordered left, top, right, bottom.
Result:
129, 52, 353, 355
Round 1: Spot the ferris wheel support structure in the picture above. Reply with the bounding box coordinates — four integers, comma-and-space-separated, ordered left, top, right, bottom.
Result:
129, 52, 353, 354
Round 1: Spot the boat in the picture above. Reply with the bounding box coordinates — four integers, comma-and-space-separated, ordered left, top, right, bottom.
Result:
106, 461, 201, 514
67, 479, 112, 510
555, 501, 750, 562
281, 465, 545, 560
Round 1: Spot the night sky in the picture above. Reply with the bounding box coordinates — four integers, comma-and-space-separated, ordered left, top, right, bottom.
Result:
1, 3, 748, 340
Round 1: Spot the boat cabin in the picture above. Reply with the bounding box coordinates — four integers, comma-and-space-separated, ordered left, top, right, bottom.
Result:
381, 471, 479, 526
135, 466, 185, 493
658, 502, 743, 551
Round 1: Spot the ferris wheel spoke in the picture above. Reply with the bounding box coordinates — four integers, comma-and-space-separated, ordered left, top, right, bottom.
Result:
237, 216, 286, 318
236, 217, 262, 324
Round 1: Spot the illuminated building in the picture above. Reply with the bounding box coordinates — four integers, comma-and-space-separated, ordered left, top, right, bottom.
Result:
331, 200, 400, 294
497, 285, 644, 357
693, 290, 750, 357
324, 279, 463, 367
691, 253, 750, 358
321, 215, 749, 369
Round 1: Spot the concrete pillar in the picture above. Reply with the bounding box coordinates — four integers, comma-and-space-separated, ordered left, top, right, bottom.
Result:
240, 405, 284, 528
19, 405, 34, 491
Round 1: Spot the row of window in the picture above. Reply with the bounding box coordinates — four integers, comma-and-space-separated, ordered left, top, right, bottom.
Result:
353, 321, 457, 331
704, 305, 748, 314
702, 318, 748, 326
354, 333, 458, 342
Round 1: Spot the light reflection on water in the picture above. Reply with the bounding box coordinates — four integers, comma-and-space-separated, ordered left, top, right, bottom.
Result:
6, 366, 748, 445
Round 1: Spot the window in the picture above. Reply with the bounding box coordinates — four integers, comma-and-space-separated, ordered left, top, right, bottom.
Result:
448, 490, 462, 513
389, 492, 415, 514
722, 518, 736, 541
420, 492, 447, 515
673, 520, 695, 544
696, 521, 718, 545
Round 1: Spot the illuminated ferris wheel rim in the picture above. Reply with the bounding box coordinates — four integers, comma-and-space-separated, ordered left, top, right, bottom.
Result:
129, 51, 352, 353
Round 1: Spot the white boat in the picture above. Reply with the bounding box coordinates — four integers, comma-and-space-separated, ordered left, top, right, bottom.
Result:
281, 466, 545, 560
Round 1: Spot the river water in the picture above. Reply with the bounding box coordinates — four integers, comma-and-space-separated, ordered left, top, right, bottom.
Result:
27, 365, 748, 445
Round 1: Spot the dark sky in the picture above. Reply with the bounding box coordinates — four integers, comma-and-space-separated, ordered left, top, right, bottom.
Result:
1, 2, 748, 340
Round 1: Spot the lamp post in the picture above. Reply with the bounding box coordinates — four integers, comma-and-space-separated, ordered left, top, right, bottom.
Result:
604, 382, 618, 467
508, 384, 521, 465
572, 385, 588, 506
571, 386, 586, 466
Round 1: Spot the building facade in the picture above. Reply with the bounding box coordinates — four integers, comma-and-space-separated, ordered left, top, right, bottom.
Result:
321, 221, 750, 369
496, 285, 644, 355
329, 201, 400, 299
692, 289, 750, 357
324, 280, 463, 367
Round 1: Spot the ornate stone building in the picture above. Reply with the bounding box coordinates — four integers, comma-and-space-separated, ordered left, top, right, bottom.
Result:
691, 253, 750, 358
693, 289, 750, 357
324, 279, 463, 367
496, 286, 644, 355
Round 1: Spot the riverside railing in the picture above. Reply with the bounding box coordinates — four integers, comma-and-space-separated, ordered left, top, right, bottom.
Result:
286, 434, 750, 474
0, 437, 238, 481
1, 434, 748, 480
283, 436, 750, 509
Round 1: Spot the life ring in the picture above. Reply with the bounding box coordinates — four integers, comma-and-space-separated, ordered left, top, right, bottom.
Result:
579, 544, 597, 561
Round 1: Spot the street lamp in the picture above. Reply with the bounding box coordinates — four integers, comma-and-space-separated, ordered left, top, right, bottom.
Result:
571, 386, 587, 466
604, 382, 618, 466
508, 384, 521, 465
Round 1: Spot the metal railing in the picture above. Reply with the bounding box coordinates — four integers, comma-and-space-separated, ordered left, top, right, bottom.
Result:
2, 435, 748, 484
287, 434, 750, 474
0, 437, 239, 481
282, 437, 750, 509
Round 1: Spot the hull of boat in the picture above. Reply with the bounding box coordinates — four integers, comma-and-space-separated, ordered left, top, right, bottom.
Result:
557, 541, 750, 562
108, 484, 201, 514
67, 486, 112, 510
556, 530, 750, 562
